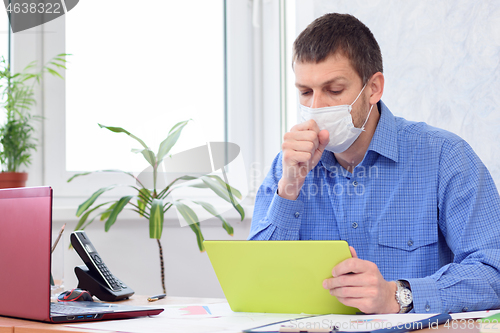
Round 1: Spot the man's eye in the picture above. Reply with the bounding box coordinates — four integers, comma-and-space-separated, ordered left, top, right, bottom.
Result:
300, 91, 312, 96
329, 90, 342, 94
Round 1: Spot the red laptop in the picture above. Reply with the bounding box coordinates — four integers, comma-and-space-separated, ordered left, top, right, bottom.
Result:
0, 186, 163, 323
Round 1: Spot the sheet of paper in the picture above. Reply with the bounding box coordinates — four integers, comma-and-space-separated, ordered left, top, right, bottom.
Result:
249, 313, 441, 332
65, 302, 312, 333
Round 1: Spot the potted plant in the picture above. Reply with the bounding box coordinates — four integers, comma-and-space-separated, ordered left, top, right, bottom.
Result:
68, 121, 245, 294
0, 54, 68, 188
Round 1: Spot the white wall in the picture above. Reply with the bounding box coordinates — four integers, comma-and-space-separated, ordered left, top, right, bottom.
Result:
297, 0, 500, 186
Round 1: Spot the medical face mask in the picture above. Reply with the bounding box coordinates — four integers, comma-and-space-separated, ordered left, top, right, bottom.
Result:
298, 84, 374, 153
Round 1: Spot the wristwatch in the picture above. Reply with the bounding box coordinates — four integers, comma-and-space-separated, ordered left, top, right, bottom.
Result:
395, 280, 413, 313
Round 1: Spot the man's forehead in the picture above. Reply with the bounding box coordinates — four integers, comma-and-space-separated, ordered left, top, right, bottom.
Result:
294, 54, 359, 87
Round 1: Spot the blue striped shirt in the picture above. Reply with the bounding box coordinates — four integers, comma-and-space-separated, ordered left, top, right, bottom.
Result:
249, 100, 500, 313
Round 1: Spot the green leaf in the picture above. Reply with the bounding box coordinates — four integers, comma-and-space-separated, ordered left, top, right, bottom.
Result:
76, 211, 92, 230
168, 175, 198, 187
81, 215, 99, 230
149, 199, 164, 239
100, 202, 117, 221
157, 120, 190, 162
22, 60, 37, 71
173, 201, 204, 251
173, 201, 200, 224
187, 182, 209, 189
67, 169, 138, 183
20, 73, 37, 82
76, 185, 116, 217
156, 175, 199, 199
98, 124, 149, 150
190, 222, 205, 252
49, 61, 67, 69
46, 67, 64, 79
163, 202, 173, 214
104, 195, 133, 231
132, 148, 156, 167
168, 119, 191, 135
75, 201, 113, 230
201, 176, 245, 221
206, 175, 242, 199
137, 188, 151, 217
67, 171, 92, 182
192, 200, 233, 236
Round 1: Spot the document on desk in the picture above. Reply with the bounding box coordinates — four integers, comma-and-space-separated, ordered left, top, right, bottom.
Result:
246, 313, 443, 332
65, 302, 314, 333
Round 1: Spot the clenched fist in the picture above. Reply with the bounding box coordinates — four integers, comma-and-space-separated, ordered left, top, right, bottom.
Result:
277, 119, 329, 200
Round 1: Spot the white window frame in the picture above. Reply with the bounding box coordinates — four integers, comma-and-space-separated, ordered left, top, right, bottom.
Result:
14, 0, 288, 222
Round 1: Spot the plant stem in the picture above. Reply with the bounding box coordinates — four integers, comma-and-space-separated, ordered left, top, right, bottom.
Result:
157, 238, 166, 295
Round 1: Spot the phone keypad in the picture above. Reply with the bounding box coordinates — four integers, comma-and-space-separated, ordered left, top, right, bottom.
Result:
93, 254, 122, 291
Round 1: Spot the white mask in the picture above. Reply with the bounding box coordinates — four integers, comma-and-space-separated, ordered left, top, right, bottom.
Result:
298, 84, 373, 153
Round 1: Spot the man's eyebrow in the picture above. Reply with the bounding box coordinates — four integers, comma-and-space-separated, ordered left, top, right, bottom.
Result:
295, 76, 348, 89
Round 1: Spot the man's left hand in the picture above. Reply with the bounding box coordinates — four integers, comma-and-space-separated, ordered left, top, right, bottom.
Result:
322, 246, 400, 314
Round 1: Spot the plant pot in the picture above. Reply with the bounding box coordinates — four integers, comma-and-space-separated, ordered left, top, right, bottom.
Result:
0, 172, 28, 189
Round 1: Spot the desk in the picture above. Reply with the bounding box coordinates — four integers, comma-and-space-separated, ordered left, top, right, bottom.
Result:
0, 296, 484, 333
0, 296, 225, 333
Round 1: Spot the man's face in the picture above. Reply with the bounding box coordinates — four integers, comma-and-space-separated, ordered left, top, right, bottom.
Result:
294, 53, 370, 128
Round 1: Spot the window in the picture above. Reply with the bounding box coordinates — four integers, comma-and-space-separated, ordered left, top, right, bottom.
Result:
65, 0, 226, 172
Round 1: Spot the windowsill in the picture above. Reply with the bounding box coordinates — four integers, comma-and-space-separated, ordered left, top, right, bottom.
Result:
52, 203, 254, 227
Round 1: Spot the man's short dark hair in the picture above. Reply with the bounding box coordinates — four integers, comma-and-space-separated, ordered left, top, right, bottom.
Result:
293, 13, 383, 84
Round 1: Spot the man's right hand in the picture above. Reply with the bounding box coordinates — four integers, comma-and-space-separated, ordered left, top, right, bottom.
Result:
277, 119, 329, 200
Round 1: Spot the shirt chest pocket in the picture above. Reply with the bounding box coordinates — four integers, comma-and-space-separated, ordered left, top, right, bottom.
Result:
377, 219, 438, 252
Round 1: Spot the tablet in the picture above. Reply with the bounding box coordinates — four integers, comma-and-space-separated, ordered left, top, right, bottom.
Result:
204, 240, 359, 314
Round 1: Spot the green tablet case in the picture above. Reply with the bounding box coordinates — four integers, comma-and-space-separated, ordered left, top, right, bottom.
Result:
204, 240, 359, 315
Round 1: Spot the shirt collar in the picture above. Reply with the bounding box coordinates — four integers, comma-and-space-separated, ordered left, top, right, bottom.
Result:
319, 100, 399, 170
367, 100, 399, 163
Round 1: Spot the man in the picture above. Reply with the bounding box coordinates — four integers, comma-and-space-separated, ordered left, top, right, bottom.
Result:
248, 13, 500, 314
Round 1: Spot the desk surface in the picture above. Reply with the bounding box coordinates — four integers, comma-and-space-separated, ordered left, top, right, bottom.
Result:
0, 296, 484, 333
0, 296, 226, 333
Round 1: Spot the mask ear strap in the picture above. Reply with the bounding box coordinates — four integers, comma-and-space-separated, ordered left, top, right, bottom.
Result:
360, 104, 374, 130
351, 83, 367, 107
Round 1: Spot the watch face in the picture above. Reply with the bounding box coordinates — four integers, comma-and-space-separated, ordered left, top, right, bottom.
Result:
399, 288, 413, 306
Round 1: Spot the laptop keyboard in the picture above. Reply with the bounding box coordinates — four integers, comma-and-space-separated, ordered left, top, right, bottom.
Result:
50, 303, 110, 315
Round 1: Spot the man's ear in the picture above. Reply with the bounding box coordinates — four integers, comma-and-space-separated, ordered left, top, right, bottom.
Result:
368, 72, 384, 105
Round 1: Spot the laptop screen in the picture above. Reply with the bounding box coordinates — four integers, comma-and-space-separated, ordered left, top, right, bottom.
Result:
0, 186, 52, 321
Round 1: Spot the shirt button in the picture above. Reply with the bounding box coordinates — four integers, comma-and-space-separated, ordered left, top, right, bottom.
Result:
407, 240, 413, 247
425, 303, 431, 312
463, 307, 468, 312
294, 212, 300, 218
352, 222, 358, 229
353, 181, 358, 186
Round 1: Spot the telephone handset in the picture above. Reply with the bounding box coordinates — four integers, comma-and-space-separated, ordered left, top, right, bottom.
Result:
70, 230, 134, 301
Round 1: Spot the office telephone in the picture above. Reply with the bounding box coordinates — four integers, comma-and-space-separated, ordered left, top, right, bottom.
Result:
70, 230, 134, 301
